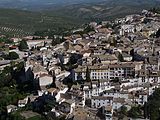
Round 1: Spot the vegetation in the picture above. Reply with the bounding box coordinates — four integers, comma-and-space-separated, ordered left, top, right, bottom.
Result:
19, 40, 28, 51
34, 28, 71, 37
0, 66, 14, 88
117, 105, 127, 119
8, 52, 19, 60
115, 105, 144, 119
27, 116, 44, 120
73, 25, 95, 35
0, 0, 158, 37
118, 53, 124, 62
31, 94, 57, 114
109, 36, 117, 47
86, 67, 91, 82
149, 7, 160, 14
127, 105, 143, 118
0, 62, 29, 120
8, 112, 25, 120
52, 37, 65, 46
0, 37, 12, 44
0, 8, 83, 37
146, 88, 160, 120
111, 77, 120, 83
3, 52, 17, 60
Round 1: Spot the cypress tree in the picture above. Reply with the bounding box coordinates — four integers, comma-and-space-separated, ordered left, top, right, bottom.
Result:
86, 66, 91, 82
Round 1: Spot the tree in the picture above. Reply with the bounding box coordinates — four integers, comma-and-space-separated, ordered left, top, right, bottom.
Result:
149, 7, 160, 14
18, 40, 28, 51
0, 61, 28, 120
84, 25, 95, 33
144, 102, 148, 119
86, 67, 91, 82
0, 66, 13, 87
51, 39, 56, 46
109, 36, 117, 47
120, 106, 127, 115
111, 77, 120, 83
51, 37, 65, 46
103, 23, 112, 28
0, 37, 12, 44
0, 105, 7, 120
49, 70, 56, 88
147, 88, 160, 120
68, 53, 82, 65
9, 113, 25, 120
8, 52, 19, 60
128, 106, 142, 118
118, 105, 127, 119
118, 53, 124, 62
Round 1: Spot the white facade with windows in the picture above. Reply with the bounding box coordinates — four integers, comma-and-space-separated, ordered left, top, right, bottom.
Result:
91, 96, 113, 108
120, 24, 135, 36
84, 81, 115, 98
75, 63, 135, 81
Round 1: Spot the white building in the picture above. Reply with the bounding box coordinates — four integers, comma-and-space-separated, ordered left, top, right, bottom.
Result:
122, 53, 133, 61
7, 105, 17, 113
91, 96, 113, 108
75, 62, 136, 81
83, 80, 114, 98
18, 97, 28, 108
39, 75, 53, 87
120, 25, 135, 36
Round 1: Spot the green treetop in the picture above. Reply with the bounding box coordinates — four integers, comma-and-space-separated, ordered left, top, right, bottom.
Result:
8, 52, 19, 60
18, 40, 28, 51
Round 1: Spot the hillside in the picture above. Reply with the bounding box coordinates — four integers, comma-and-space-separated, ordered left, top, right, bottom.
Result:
0, 8, 84, 37
0, 0, 160, 37
0, 0, 159, 11
47, 0, 160, 22
0, 0, 106, 10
